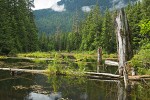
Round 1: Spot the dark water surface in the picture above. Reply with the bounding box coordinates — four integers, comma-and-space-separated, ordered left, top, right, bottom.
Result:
0, 70, 150, 100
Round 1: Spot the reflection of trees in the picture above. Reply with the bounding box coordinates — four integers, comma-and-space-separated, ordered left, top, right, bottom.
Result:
86, 80, 119, 100
0, 71, 35, 100
47, 76, 87, 99
1, 70, 150, 100
117, 81, 150, 100
131, 81, 150, 100
117, 81, 127, 100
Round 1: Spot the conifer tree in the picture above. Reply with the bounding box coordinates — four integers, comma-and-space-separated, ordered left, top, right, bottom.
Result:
101, 9, 116, 53
80, 4, 102, 50
0, 0, 38, 54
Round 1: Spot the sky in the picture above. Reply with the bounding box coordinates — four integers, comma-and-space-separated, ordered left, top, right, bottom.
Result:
33, 0, 65, 12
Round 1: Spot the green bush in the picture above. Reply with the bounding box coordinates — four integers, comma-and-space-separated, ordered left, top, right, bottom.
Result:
131, 43, 150, 74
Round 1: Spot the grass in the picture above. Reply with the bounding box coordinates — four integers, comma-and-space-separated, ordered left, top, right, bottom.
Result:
15, 51, 118, 75
0, 56, 6, 59
17, 51, 55, 58
47, 65, 85, 76
46, 52, 93, 76
7, 49, 150, 76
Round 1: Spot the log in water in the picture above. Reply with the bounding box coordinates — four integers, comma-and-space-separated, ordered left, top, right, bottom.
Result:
0, 68, 47, 74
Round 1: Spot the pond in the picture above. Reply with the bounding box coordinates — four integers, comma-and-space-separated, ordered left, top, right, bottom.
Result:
0, 70, 150, 100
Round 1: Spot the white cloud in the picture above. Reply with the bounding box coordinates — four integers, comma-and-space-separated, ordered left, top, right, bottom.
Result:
33, 0, 66, 12
33, 0, 59, 10
81, 6, 91, 12
51, 4, 66, 12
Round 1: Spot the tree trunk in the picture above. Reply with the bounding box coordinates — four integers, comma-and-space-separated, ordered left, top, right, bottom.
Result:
116, 8, 133, 76
116, 8, 133, 90
97, 47, 102, 72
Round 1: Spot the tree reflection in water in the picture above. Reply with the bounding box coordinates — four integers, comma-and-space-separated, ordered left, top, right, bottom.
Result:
0, 70, 150, 100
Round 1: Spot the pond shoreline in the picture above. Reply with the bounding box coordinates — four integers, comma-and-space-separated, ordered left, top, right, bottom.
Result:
1, 67, 150, 81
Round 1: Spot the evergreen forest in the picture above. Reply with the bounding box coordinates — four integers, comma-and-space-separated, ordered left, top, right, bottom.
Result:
38, 0, 150, 53
0, 0, 38, 55
0, 0, 149, 58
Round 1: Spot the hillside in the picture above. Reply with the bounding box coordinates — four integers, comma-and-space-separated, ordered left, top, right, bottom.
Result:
33, 0, 138, 34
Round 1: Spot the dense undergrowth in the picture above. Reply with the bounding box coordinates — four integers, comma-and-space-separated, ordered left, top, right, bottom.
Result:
131, 43, 150, 74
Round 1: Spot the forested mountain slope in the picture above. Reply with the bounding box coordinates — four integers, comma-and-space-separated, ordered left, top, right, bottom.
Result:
34, 0, 137, 34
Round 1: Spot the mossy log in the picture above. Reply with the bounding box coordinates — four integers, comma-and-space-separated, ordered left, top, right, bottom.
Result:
0, 68, 47, 74
5, 57, 54, 61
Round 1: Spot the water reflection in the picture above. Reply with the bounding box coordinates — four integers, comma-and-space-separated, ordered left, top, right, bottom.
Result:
0, 70, 150, 100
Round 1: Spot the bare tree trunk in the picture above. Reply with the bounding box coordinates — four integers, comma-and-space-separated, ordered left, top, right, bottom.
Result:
116, 8, 133, 90
116, 8, 133, 75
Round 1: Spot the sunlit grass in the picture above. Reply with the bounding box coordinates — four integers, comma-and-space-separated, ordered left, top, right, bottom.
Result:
17, 51, 55, 58
0, 56, 6, 59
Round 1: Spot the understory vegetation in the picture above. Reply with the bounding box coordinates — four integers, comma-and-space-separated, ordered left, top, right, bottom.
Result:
131, 43, 150, 74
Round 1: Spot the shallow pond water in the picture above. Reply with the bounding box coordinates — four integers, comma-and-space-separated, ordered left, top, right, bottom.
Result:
0, 70, 150, 100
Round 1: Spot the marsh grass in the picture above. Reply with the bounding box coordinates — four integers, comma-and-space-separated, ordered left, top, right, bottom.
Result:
15, 51, 119, 75
46, 52, 88, 76
0, 56, 6, 59
17, 51, 55, 58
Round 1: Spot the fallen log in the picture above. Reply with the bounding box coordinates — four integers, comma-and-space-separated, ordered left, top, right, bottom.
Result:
85, 72, 150, 81
129, 75, 150, 80
4, 57, 54, 61
1, 68, 150, 81
0, 68, 47, 74
105, 60, 119, 66
89, 78, 120, 82
85, 72, 121, 78
87, 75, 121, 80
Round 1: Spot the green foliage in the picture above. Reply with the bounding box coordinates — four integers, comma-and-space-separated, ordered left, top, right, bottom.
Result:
0, 0, 38, 55
41, 4, 117, 53
32, 59, 47, 64
126, 0, 150, 50
131, 43, 150, 74
45, 52, 97, 75
101, 9, 116, 53
80, 4, 102, 50
139, 19, 150, 35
